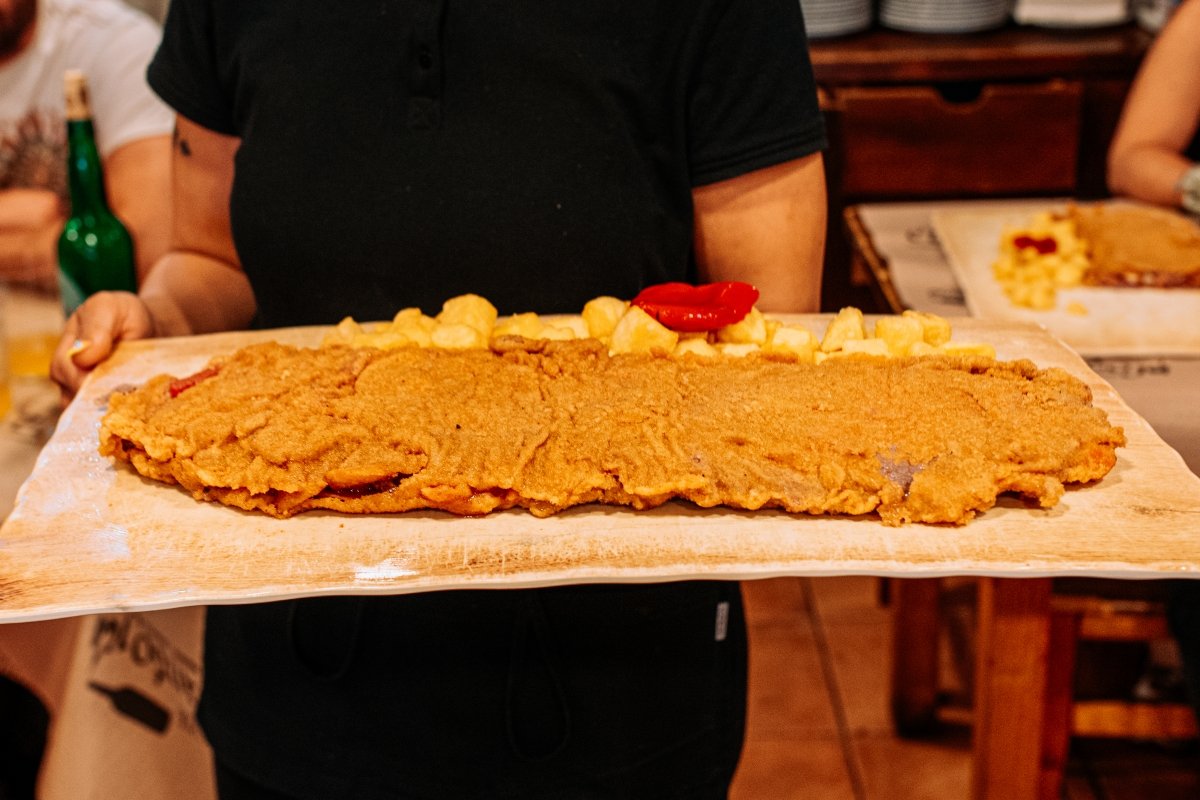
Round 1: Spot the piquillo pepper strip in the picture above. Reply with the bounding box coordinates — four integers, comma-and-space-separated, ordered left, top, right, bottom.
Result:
631, 281, 759, 332
168, 367, 220, 398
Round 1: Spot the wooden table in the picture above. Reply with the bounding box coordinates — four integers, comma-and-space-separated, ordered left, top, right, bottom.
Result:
845, 199, 1200, 800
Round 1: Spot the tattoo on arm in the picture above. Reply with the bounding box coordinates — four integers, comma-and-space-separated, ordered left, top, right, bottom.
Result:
172, 125, 192, 157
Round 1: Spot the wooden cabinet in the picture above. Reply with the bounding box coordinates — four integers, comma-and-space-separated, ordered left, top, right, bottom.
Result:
810, 25, 1153, 310
834, 80, 1083, 196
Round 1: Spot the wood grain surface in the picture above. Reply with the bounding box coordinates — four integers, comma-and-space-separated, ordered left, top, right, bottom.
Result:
2, 317, 1198, 623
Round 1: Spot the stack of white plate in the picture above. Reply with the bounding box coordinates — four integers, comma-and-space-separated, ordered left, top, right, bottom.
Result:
880, 0, 1014, 33
1013, 0, 1130, 28
801, 0, 873, 39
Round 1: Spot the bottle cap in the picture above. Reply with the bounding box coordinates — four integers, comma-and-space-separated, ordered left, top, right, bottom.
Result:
64, 69, 90, 121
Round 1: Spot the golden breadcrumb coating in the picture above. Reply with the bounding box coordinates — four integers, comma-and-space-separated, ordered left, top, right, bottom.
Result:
1069, 204, 1200, 287
99, 338, 1124, 525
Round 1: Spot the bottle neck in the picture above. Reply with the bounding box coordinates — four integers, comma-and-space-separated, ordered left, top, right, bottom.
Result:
65, 119, 111, 216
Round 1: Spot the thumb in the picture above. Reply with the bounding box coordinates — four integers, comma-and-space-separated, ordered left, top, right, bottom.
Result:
69, 292, 154, 369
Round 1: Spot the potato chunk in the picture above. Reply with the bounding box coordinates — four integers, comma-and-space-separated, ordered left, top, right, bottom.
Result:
438, 294, 498, 336
609, 306, 679, 355
582, 296, 629, 340
874, 316, 924, 356
716, 308, 768, 345
901, 310, 952, 347
820, 307, 866, 352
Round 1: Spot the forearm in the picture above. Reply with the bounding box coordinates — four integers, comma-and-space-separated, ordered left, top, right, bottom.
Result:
139, 251, 257, 337
694, 154, 827, 313
1106, 0, 1200, 206
0, 189, 64, 288
1108, 145, 1193, 208
700, 211, 826, 314
106, 135, 173, 282
0, 226, 60, 289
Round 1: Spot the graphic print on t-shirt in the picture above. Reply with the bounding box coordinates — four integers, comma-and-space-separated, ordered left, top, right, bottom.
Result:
0, 107, 67, 200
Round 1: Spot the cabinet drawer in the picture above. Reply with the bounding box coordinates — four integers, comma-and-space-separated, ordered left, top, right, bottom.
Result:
830, 80, 1083, 197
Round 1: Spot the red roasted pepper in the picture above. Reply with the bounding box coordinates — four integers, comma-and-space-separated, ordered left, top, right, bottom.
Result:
1012, 234, 1058, 255
631, 281, 759, 332
168, 367, 220, 398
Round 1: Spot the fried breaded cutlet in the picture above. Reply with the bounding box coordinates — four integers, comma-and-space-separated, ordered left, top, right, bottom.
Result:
1068, 204, 1200, 287
99, 339, 1125, 526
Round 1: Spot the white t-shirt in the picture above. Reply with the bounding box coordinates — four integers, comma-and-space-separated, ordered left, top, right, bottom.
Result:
0, 0, 173, 200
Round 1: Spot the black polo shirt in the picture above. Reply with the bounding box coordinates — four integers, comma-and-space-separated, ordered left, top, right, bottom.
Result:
148, 0, 825, 324
148, 2, 825, 797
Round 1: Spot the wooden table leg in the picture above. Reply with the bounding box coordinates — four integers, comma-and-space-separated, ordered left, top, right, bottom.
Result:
971, 576, 1054, 800
1040, 607, 1081, 800
890, 577, 943, 736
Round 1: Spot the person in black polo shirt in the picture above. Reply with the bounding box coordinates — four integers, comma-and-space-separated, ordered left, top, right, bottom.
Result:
52, 1, 828, 797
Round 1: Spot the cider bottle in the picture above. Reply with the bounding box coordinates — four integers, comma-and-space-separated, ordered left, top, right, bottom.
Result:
57, 69, 136, 316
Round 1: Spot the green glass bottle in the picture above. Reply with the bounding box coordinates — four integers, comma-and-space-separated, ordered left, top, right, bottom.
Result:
57, 69, 136, 316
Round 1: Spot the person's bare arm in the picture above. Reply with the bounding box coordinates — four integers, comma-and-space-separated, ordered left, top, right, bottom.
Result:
51, 116, 256, 396
0, 134, 172, 289
1108, 0, 1200, 205
106, 134, 172, 282
691, 152, 826, 313
0, 188, 62, 290
137, 118, 255, 336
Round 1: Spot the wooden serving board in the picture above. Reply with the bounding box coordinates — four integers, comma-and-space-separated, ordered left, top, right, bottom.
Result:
2, 317, 1199, 623
931, 201, 1200, 356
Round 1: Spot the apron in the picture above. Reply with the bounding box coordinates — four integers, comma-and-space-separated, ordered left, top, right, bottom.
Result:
201, 581, 747, 800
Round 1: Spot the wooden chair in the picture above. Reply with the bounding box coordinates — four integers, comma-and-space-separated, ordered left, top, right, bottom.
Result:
890, 577, 1197, 800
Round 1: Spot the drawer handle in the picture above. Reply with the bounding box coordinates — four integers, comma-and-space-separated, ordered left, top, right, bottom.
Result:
933, 81, 984, 105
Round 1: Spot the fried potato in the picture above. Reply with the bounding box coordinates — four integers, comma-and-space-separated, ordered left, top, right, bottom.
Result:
437, 294, 498, 335
330, 296, 973, 370
582, 296, 629, 339
716, 308, 768, 345
820, 307, 866, 353
609, 306, 679, 355
675, 338, 719, 358
493, 312, 546, 340
873, 316, 924, 356
764, 325, 817, 362
432, 323, 487, 350
902, 310, 952, 347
